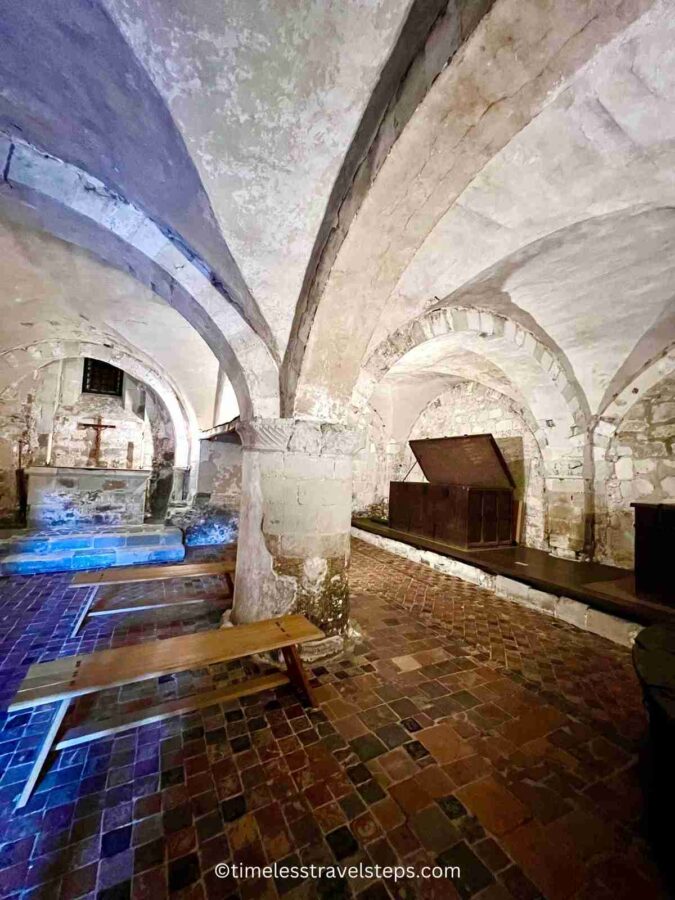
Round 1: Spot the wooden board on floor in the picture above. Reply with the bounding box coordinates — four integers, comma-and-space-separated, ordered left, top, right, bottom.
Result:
10, 614, 323, 710
89, 591, 228, 616
71, 560, 235, 587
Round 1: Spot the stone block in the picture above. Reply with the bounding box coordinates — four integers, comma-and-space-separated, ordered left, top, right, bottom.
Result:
615, 457, 633, 480
586, 609, 642, 648
280, 532, 350, 558
49, 536, 92, 551
70, 553, 117, 571
1, 553, 73, 575
288, 421, 322, 455
555, 596, 588, 628
495, 575, 529, 601
147, 547, 186, 563
93, 534, 127, 548
11, 538, 50, 554
126, 534, 161, 546
495, 576, 556, 614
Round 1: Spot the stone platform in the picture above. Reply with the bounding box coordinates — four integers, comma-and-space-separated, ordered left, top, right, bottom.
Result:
0, 524, 184, 575
352, 519, 675, 647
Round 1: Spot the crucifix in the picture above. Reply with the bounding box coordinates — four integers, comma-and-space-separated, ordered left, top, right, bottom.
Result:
77, 415, 116, 467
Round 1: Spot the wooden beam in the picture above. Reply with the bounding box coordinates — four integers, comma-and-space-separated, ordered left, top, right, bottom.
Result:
70, 585, 99, 638
282, 645, 318, 708
15, 698, 70, 809
71, 560, 236, 587
55, 672, 290, 749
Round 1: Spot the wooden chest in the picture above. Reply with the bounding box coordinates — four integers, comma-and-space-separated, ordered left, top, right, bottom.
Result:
389, 434, 516, 549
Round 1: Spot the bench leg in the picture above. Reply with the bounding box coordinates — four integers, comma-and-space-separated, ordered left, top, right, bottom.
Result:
16, 698, 71, 809
282, 645, 318, 708
71, 586, 98, 638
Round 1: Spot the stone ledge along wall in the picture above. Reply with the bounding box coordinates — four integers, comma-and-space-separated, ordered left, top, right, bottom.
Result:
0, 358, 175, 526
597, 372, 675, 568
354, 381, 547, 549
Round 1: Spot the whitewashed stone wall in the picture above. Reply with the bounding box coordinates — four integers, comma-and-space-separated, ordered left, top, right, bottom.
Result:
354, 382, 547, 549
352, 410, 388, 520
597, 372, 675, 567
0, 379, 30, 523
0, 359, 176, 525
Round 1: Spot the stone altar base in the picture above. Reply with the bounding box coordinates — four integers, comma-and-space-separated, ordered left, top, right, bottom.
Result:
24, 466, 152, 528
0, 524, 184, 575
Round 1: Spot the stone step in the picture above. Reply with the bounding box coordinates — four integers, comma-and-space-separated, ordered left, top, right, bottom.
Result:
0, 541, 185, 576
0, 525, 184, 558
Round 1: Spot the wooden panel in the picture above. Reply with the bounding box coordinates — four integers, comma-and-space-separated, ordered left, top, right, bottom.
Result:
409, 434, 515, 488
55, 672, 290, 749
498, 492, 514, 543
467, 491, 483, 545
71, 560, 235, 587
482, 492, 498, 544
10, 615, 324, 710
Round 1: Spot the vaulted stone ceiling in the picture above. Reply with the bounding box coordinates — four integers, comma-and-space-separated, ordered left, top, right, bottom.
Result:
298, 0, 675, 425
0, 0, 673, 435
0, 217, 218, 429
104, 0, 412, 352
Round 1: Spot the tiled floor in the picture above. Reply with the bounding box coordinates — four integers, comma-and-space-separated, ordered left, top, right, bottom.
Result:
0, 539, 667, 899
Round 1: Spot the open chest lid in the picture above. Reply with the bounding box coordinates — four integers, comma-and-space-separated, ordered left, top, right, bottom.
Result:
409, 434, 515, 489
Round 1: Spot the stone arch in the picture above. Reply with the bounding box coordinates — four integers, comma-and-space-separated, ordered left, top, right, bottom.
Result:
0, 340, 198, 472
353, 307, 586, 452
593, 346, 675, 566
597, 345, 675, 429
0, 139, 280, 420
354, 307, 590, 558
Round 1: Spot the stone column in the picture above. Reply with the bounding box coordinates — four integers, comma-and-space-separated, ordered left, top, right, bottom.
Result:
231, 418, 363, 656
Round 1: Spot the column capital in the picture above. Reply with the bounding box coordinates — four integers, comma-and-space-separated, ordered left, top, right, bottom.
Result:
236, 417, 365, 457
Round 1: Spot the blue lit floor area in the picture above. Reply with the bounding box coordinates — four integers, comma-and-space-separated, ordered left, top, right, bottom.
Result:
0, 526, 185, 576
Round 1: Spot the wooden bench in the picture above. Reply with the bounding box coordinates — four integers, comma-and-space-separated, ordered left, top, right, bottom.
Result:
9, 614, 323, 808
69, 560, 236, 637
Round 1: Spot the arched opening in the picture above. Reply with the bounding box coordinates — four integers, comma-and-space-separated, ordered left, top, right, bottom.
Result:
595, 368, 675, 567
0, 357, 179, 527
352, 308, 589, 557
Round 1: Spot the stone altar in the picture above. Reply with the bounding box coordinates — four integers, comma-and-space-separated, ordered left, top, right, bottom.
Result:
25, 466, 152, 527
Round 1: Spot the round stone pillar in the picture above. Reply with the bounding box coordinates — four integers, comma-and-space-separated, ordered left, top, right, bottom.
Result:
231, 418, 363, 654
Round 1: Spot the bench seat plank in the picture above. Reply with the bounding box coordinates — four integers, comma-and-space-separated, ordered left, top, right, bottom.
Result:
10, 615, 323, 710
71, 560, 235, 587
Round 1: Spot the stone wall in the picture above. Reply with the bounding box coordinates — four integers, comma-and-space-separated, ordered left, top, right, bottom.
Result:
0, 379, 30, 524
0, 359, 176, 526
352, 409, 389, 520
597, 372, 675, 567
354, 382, 547, 548
169, 439, 242, 546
